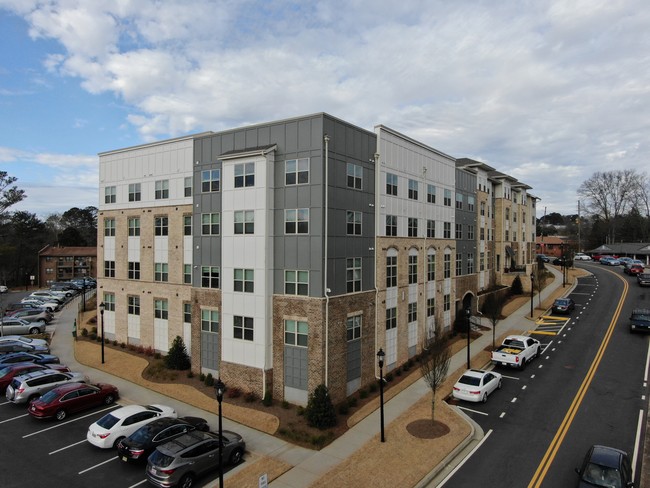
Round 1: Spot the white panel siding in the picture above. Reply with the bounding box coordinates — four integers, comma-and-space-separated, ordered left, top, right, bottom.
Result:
128, 237, 140, 261
154, 236, 168, 263
153, 318, 169, 353
128, 315, 140, 340
104, 237, 115, 260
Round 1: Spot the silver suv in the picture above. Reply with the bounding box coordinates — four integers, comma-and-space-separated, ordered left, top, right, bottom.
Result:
6, 369, 87, 404
0, 317, 45, 335
146, 430, 245, 487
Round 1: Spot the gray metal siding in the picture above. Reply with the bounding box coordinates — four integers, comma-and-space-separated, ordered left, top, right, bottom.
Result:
200, 331, 219, 370
284, 345, 308, 390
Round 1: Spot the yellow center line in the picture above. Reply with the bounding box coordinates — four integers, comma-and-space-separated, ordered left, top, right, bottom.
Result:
527, 271, 629, 488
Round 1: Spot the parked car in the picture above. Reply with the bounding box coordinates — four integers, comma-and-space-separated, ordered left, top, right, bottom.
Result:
0, 285, 7, 293
4, 302, 46, 314
28, 382, 119, 420
552, 257, 566, 266
575, 444, 633, 488
638, 273, 650, 287
0, 335, 49, 348
536, 254, 550, 263
29, 291, 64, 304
8, 309, 53, 324
452, 369, 502, 403
491, 335, 541, 369
618, 257, 633, 266
0, 362, 70, 393
19, 298, 59, 312
87, 404, 177, 448
573, 253, 592, 261
0, 317, 45, 336
0, 340, 49, 354
6, 369, 87, 404
146, 430, 245, 487
626, 264, 645, 276
629, 309, 650, 333
600, 257, 621, 266
117, 416, 209, 463
552, 298, 576, 314
0, 351, 60, 366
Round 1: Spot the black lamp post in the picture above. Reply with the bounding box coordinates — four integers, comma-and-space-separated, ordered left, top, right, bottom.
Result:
377, 348, 385, 443
465, 307, 472, 368
215, 378, 226, 488
530, 272, 535, 318
99, 302, 105, 364
82, 283, 87, 312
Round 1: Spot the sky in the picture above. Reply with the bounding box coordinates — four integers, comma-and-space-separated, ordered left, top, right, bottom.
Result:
1, 0, 648, 218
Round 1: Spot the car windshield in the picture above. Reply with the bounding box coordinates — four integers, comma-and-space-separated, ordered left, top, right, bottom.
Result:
632, 314, 650, 321
503, 339, 525, 349
582, 462, 622, 487
39, 389, 59, 404
555, 300, 569, 305
96, 413, 120, 429
458, 375, 481, 386
149, 449, 174, 467
0, 366, 13, 376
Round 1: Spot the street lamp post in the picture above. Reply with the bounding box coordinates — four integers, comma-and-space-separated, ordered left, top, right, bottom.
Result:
377, 348, 385, 443
465, 307, 472, 369
530, 272, 535, 318
99, 302, 105, 364
215, 378, 226, 488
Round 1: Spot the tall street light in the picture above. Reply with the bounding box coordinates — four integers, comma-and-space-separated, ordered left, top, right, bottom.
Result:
99, 302, 105, 364
215, 378, 226, 488
377, 348, 385, 443
530, 272, 535, 318
465, 307, 472, 369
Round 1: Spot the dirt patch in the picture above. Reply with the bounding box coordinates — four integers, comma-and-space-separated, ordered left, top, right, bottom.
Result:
406, 419, 451, 439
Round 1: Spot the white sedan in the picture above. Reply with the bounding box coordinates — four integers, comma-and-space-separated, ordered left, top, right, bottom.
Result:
87, 404, 177, 448
452, 369, 502, 403
0, 335, 49, 347
574, 253, 592, 261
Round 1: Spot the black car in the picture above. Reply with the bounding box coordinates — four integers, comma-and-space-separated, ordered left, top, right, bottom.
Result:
536, 254, 550, 263
117, 416, 209, 463
553, 257, 566, 266
629, 309, 650, 333
552, 298, 575, 315
575, 444, 633, 487
0, 352, 60, 365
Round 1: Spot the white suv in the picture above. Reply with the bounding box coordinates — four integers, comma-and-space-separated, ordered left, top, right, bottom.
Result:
6, 369, 87, 404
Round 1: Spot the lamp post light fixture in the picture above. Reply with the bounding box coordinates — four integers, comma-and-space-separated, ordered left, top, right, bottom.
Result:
215, 378, 226, 488
377, 348, 386, 443
99, 301, 105, 364
530, 272, 535, 318
465, 307, 472, 369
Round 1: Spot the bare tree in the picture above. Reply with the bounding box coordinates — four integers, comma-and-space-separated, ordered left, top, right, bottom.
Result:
482, 292, 505, 349
420, 331, 451, 422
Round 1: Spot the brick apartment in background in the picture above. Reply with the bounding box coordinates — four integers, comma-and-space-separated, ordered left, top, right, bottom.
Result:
38, 245, 97, 286
98, 113, 537, 406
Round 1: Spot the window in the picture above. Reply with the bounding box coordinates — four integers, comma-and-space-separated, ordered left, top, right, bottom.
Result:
386, 255, 397, 288
285, 209, 309, 234
183, 303, 192, 323
480, 252, 485, 271
234, 162, 255, 187
346, 257, 361, 293
456, 193, 463, 209
505, 230, 510, 241
427, 184, 436, 203
104, 260, 115, 278
184, 177, 192, 197
346, 315, 362, 341
285, 320, 308, 347
154, 217, 168, 236
234, 210, 254, 234
104, 186, 116, 204
103, 293, 115, 311
386, 307, 397, 330
201, 266, 219, 288
468, 253, 474, 274
155, 180, 169, 199
443, 222, 451, 239
408, 179, 418, 200
183, 264, 192, 284
128, 217, 140, 237
480, 202, 485, 216
386, 215, 397, 236
456, 253, 462, 276
104, 218, 115, 237
285, 158, 309, 185
513, 231, 517, 242
480, 227, 485, 241
128, 296, 140, 315
201, 169, 220, 192
128, 183, 141, 202
467, 224, 474, 240
285, 270, 309, 295
234, 316, 254, 341
468, 196, 475, 212
201, 309, 219, 332
155, 299, 168, 319
444, 254, 451, 278
513, 211, 517, 223
505, 208, 510, 220
408, 254, 418, 284
443, 294, 450, 312
154, 263, 169, 282
444, 189, 452, 206
427, 220, 435, 238
128, 262, 140, 280
427, 297, 435, 318
347, 163, 362, 190
408, 217, 418, 237
347, 211, 362, 235
386, 173, 398, 196
234, 268, 254, 293
455, 223, 462, 239
183, 215, 192, 236
201, 213, 220, 235
408, 302, 417, 323
427, 254, 436, 281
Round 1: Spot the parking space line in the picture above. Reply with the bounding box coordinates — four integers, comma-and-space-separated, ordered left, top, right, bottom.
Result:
456, 405, 489, 416
127, 479, 148, 487
23, 404, 120, 438
49, 438, 88, 455
78, 456, 118, 474
0, 413, 29, 424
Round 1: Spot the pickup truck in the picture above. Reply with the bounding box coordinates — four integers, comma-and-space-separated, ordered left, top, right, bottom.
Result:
491, 335, 541, 370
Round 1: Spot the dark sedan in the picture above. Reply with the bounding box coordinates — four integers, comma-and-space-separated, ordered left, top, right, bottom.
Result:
575, 444, 633, 487
552, 298, 575, 314
0, 362, 70, 393
0, 352, 60, 366
117, 416, 209, 463
28, 382, 119, 420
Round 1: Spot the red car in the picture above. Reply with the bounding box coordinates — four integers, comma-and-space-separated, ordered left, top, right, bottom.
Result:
627, 264, 645, 275
0, 362, 70, 393
28, 382, 119, 421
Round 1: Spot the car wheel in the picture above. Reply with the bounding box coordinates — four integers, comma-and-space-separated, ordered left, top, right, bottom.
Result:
104, 394, 115, 405
535, 347, 541, 358
229, 448, 244, 465
520, 358, 527, 370
29, 327, 41, 335
481, 393, 488, 403
179, 473, 195, 488
55, 409, 67, 421
497, 380, 502, 390
113, 436, 125, 448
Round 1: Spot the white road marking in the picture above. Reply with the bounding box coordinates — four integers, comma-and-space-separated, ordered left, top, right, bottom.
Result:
437, 429, 493, 486
633, 409, 644, 480
0, 413, 29, 424
456, 405, 489, 416
78, 456, 118, 474
49, 438, 88, 455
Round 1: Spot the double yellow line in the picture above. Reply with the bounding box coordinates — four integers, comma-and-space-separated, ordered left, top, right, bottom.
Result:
527, 272, 629, 488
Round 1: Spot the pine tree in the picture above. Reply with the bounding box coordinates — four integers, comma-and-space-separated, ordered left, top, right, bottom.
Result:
305, 384, 337, 429
164, 335, 191, 370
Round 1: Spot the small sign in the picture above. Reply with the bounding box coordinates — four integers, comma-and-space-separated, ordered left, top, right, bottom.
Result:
259, 473, 268, 488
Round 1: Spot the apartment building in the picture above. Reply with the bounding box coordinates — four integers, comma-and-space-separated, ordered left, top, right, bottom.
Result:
98, 113, 536, 405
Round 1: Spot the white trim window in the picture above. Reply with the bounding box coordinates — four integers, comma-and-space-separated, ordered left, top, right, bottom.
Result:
234, 316, 254, 341
234, 210, 254, 235
155, 299, 168, 319
347, 163, 362, 190
346, 257, 362, 293
105, 186, 116, 204
128, 183, 141, 202
346, 315, 362, 341
347, 211, 362, 236
234, 162, 255, 188
234, 268, 254, 293
285, 209, 309, 234
201, 309, 219, 332
201, 213, 220, 235
201, 266, 219, 288
285, 270, 309, 295
155, 179, 169, 199
128, 217, 140, 237
285, 320, 308, 347
285, 158, 309, 185
201, 169, 220, 192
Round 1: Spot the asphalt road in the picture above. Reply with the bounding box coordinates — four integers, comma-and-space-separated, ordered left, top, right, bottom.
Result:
441, 262, 648, 487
